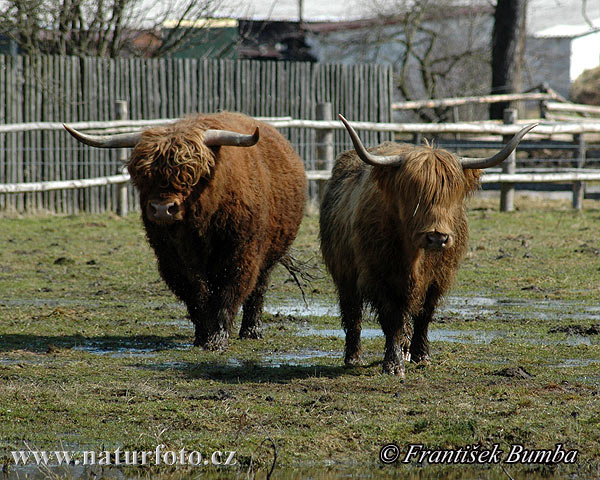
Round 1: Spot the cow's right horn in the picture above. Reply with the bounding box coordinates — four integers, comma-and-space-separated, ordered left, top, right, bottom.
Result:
203, 127, 259, 147
63, 124, 142, 148
339, 114, 405, 167
460, 123, 538, 169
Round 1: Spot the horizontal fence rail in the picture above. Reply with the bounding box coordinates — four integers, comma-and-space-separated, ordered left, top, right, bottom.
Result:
3, 169, 600, 194
0, 174, 129, 194
2, 112, 600, 212
391, 91, 565, 110
0, 54, 394, 214
5, 117, 600, 136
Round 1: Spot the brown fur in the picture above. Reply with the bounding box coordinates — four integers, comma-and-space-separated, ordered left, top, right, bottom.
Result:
129, 118, 215, 194
320, 141, 481, 375
128, 112, 307, 349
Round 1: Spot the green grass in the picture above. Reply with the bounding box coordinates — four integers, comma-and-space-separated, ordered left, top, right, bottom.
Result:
0, 195, 599, 479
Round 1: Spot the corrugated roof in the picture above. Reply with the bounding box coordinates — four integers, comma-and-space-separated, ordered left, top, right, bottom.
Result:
527, 0, 600, 34
177, 0, 600, 35
216, 0, 381, 22
533, 18, 600, 38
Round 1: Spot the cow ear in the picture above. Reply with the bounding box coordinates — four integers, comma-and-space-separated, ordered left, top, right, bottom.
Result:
462, 168, 482, 195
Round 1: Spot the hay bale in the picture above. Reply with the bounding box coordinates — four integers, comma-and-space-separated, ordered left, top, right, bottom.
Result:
570, 66, 600, 105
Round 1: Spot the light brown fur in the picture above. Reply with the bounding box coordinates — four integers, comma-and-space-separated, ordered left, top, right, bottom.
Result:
129, 117, 216, 194
320, 141, 481, 375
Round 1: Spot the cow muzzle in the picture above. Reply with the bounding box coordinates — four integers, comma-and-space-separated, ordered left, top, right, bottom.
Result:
147, 199, 183, 225
424, 231, 452, 250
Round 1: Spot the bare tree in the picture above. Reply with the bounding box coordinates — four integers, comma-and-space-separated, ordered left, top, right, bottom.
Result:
0, 0, 228, 57
311, 0, 493, 122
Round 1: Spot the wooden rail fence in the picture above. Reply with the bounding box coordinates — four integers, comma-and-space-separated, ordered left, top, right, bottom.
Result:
0, 54, 394, 213
2, 106, 600, 213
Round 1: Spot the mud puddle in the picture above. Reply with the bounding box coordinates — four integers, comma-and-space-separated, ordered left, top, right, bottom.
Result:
72, 345, 160, 358
5, 294, 599, 323
265, 295, 600, 323
296, 326, 597, 346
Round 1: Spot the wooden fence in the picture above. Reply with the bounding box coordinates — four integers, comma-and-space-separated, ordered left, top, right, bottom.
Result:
3, 111, 600, 213
0, 55, 394, 213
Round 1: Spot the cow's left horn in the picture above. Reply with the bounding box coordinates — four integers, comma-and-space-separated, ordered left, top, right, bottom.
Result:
63, 124, 142, 148
460, 123, 538, 169
339, 114, 405, 167
203, 127, 259, 147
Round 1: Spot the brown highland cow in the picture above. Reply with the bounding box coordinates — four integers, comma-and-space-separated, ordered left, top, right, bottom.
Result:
65, 112, 306, 350
320, 115, 536, 376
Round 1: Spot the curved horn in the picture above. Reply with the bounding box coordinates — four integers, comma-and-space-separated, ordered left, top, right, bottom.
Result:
203, 127, 259, 147
63, 124, 142, 148
460, 123, 538, 169
339, 115, 404, 167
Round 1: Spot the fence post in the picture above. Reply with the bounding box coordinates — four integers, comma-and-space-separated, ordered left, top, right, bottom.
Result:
500, 108, 517, 212
572, 134, 586, 210
316, 102, 334, 202
115, 100, 129, 217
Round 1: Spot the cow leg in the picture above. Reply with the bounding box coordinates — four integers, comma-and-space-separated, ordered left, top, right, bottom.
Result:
409, 284, 441, 364
195, 246, 259, 349
154, 255, 209, 345
189, 288, 239, 350
381, 324, 410, 376
196, 306, 232, 350
240, 267, 273, 339
339, 289, 363, 366
377, 298, 411, 377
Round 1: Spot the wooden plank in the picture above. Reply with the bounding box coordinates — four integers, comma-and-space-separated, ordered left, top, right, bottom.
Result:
544, 101, 600, 116
15, 56, 24, 211
6, 56, 17, 210
44, 56, 54, 212
0, 174, 130, 193
23, 56, 33, 210
6, 117, 595, 136
34, 56, 43, 210
0, 56, 6, 210
392, 92, 557, 110
0, 56, 398, 212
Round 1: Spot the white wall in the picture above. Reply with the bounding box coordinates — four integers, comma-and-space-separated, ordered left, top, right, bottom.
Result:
570, 31, 600, 81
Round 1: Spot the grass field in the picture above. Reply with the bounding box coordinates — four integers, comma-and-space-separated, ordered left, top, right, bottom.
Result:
0, 194, 599, 479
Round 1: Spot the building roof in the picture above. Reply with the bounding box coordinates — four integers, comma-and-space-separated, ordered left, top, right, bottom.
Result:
527, 0, 600, 34
533, 18, 600, 39
212, 0, 600, 36
216, 0, 378, 22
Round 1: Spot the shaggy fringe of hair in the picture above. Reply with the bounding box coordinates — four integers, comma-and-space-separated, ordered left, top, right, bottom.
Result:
370, 142, 482, 206
127, 117, 216, 193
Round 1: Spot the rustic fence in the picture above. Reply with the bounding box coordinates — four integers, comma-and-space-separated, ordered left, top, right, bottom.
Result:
391, 85, 568, 123
2, 62, 600, 214
3, 106, 600, 213
0, 55, 393, 213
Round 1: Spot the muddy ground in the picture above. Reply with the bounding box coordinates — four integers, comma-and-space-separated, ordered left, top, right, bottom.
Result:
0, 194, 599, 479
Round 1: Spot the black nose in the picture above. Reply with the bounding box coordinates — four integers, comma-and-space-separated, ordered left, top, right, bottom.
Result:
149, 201, 179, 222
425, 232, 449, 249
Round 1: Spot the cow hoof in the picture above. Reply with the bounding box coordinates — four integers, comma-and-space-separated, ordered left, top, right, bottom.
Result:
239, 327, 263, 340
195, 331, 229, 351
344, 354, 363, 367
382, 361, 405, 377
410, 353, 431, 365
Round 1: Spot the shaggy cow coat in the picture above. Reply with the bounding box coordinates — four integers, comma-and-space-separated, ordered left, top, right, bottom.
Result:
128, 112, 306, 349
320, 141, 481, 376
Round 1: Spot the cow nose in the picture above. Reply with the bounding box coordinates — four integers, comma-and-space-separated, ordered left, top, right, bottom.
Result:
425, 232, 450, 249
149, 201, 179, 222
